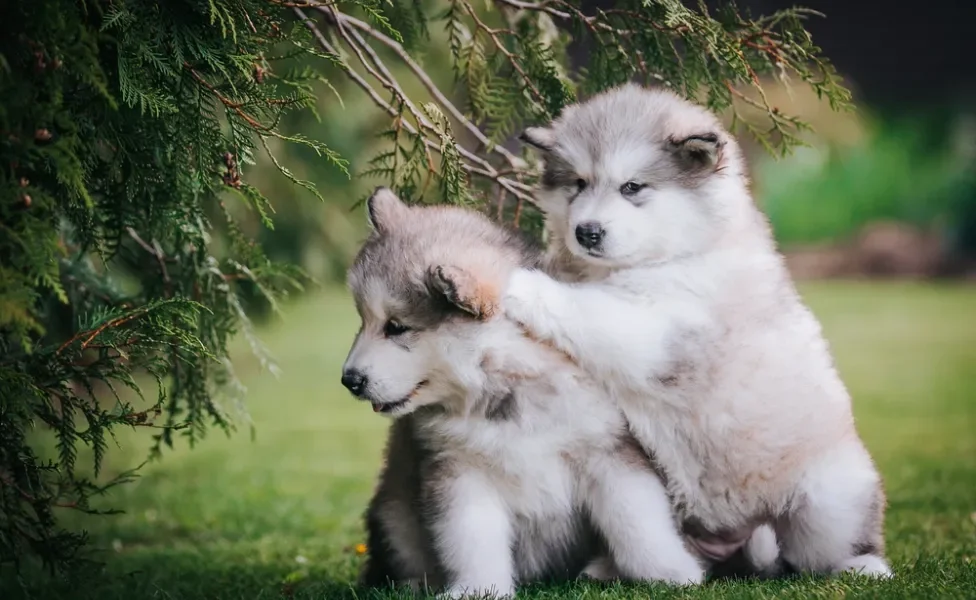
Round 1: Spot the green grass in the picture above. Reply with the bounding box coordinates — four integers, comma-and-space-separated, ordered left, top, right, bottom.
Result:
5, 283, 976, 599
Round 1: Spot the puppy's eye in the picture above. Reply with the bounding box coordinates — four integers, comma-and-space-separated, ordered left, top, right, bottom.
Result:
383, 319, 410, 337
620, 181, 646, 196
575, 178, 587, 192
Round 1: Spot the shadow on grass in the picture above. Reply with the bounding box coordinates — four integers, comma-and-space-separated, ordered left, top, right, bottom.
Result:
2, 557, 369, 600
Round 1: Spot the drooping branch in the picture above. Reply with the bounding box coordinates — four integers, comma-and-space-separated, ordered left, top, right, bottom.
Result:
294, 6, 536, 206
336, 11, 527, 170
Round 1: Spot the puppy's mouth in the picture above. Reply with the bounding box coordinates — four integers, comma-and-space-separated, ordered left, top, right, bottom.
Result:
572, 244, 606, 260
371, 380, 428, 414
568, 238, 605, 259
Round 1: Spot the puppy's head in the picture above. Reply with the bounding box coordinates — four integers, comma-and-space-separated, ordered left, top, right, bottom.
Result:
340, 188, 537, 417
521, 83, 748, 269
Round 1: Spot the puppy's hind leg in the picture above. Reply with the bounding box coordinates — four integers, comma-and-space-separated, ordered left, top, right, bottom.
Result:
777, 443, 892, 579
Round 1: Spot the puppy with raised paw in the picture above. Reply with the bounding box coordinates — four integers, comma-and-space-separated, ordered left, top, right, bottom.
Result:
507, 84, 892, 580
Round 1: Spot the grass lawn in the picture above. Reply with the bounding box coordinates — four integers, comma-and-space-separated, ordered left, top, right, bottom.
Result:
4, 282, 975, 599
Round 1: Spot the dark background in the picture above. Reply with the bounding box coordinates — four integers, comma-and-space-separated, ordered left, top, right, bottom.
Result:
581, 0, 976, 111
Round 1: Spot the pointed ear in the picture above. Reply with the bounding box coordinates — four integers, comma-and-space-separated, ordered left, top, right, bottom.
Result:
366, 186, 409, 234
519, 127, 556, 152
666, 132, 725, 171
427, 265, 497, 321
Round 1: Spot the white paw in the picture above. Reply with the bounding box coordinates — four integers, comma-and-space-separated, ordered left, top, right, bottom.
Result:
744, 524, 781, 574
835, 554, 893, 579
440, 582, 515, 599
656, 559, 705, 586
624, 554, 704, 586
502, 269, 551, 335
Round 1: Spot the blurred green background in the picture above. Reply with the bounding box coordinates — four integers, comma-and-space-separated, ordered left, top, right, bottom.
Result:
6, 0, 976, 597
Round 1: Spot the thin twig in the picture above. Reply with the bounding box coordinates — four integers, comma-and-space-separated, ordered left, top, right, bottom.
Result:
295, 8, 400, 120
126, 228, 171, 287
185, 63, 271, 132
495, 183, 506, 221
0, 471, 80, 510
326, 7, 507, 182
462, 2, 548, 111
56, 310, 147, 355
336, 11, 526, 170
329, 9, 533, 196
295, 8, 537, 205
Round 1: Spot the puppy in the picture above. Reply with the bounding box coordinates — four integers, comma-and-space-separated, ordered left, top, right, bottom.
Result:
342, 188, 704, 598
505, 83, 891, 578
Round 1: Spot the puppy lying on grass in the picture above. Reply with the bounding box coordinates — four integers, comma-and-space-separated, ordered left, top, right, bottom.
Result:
340, 188, 706, 598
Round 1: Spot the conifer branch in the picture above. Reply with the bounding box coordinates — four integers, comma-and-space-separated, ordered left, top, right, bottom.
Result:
295, 6, 536, 205
186, 63, 274, 132
336, 10, 526, 170
461, 2, 548, 111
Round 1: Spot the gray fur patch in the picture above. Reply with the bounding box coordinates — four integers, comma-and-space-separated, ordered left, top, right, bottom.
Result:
541, 153, 582, 191
483, 390, 519, 421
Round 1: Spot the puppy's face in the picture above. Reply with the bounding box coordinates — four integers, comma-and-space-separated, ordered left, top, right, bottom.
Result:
522, 85, 737, 268
341, 189, 516, 418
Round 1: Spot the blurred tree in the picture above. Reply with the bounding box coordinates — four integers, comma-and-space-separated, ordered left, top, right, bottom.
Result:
0, 0, 849, 576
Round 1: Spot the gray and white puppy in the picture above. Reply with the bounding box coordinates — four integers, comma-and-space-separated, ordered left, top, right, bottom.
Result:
505, 83, 891, 578
342, 188, 703, 598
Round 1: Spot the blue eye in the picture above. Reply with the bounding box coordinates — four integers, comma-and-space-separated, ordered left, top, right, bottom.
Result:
383, 320, 409, 337
620, 181, 645, 196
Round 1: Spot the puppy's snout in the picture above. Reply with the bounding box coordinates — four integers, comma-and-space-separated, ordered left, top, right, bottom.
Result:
341, 368, 368, 397
575, 221, 605, 250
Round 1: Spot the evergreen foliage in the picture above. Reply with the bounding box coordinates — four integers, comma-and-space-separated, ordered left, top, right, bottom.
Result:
0, 0, 849, 575
0, 0, 345, 573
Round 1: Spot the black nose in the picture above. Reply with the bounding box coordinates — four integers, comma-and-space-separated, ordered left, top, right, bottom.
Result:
341, 369, 368, 397
575, 222, 605, 250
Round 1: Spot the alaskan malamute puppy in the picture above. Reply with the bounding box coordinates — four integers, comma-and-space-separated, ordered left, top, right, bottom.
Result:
507, 84, 891, 578
341, 188, 703, 598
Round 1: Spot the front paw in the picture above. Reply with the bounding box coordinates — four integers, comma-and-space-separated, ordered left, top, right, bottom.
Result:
440, 583, 515, 599
502, 269, 554, 338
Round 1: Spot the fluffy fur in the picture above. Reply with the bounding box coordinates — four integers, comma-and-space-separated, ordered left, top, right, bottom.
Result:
343, 188, 703, 598
506, 83, 892, 578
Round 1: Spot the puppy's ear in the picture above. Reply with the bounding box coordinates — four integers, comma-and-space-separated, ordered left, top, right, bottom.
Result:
427, 265, 497, 321
666, 132, 725, 171
519, 127, 556, 152
366, 186, 409, 234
